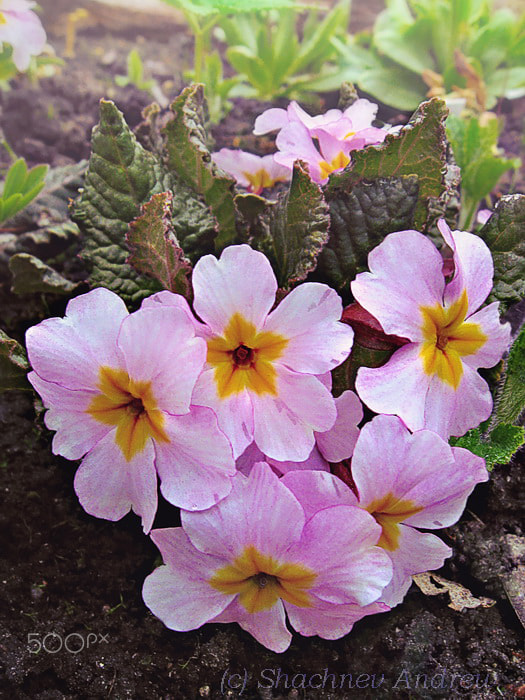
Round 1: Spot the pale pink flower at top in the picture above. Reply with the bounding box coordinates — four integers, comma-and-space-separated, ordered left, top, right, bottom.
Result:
282, 414, 488, 608
211, 149, 291, 195
142, 462, 391, 652
26, 288, 236, 532
253, 98, 385, 139
0, 0, 47, 71
254, 98, 394, 185
351, 220, 511, 438
142, 245, 355, 462
236, 384, 363, 476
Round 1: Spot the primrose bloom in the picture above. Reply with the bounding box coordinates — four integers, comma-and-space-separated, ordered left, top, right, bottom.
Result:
254, 99, 394, 184
237, 388, 363, 476
352, 221, 511, 438
143, 462, 391, 652
0, 0, 47, 71
185, 244, 353, 461
283, 414, 488, 607
26, 288, 235, 531
253, 98, 388, 140
212, 149, 291, 194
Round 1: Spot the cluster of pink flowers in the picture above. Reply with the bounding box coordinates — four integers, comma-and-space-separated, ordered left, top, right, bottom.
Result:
0, 1, 46, 71
212, 98, 399, 193
26, 219, 509, 652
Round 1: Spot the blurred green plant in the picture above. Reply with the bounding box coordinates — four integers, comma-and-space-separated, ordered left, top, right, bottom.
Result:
220, 0, 351, 101
115, 49, 156, 93
334, 0, 525, 111
446, 113, 521, 229
0, 158, 48, 224
160, 0, 350, 120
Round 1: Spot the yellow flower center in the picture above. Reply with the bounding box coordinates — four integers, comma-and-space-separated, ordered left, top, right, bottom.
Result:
0, 12, 6, 25
366, 493, 423, 551
319, 151, 350, 180
419, 289, 487, 389
207, 312, 288, 399
242, 168, 279, 194
86, 366, 169, 461
209, 545, 317, 613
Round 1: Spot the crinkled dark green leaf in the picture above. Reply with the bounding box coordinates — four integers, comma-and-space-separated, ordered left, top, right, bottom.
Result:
332, 342, 393, 396
326, 98, 448, 230
478, 194, 525, 312
73, 100, 168, 305
0, 329, 30, 392
450, 424, 525, 470
127, 191, 192, 299
9, 253, 78, 295
493, 325, 525, 427
316, 175, 419, 296
163, 84, 237, 251
236, 163, 329, 288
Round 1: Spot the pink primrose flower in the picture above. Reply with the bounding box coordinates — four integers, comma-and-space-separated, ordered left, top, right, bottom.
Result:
0, 0, 46, 71
142, 245, 355, 462
26, 288, 236, 531
142, 462, 391, 652
236, 384, 363, 476
254, 99, 394, 185
211, 149, 291, 194
351, 220, 511, 438
282, 414, 488, 608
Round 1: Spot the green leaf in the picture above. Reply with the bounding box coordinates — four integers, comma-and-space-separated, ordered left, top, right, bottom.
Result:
2, 158, 27, 200
73, 100, 167, 305
0, 329, 30, 392
163, 84, 237, 251
8, 253, 78, 295
127, 191, 193, 299
160, 0, 293, 14
493, 325, 525, 427
264, 162, 330, 288
450, 424, 525, 470
478, 194, 525, 312
317, 176, 419, 295
326, 98, 448, 230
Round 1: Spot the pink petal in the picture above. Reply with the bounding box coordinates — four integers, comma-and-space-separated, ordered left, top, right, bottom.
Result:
192, 368, 254, 459
0, 7, 46, 71
140, 291, 205, 331
154, 407, 235, 511
379, 526, 452, 608
74, 430, 157, 533
274, 121, 324, 179
252, 368, 336, 462
268, 446, 329, 475
462, 302, 511, 369
351, 231, 445, 341
405, 445, 488, 529
192, 244, 277, 336
260, 154, 292, 182
253, 107, 289, 135
351, 415, 488, 526
343, 98, 378, 131
315, 390, 363, 462
438, 220, 494, 314
117, 306, 206, 416
211, 149, 257, 186
143, 529, 232, 630
28, 372, 108, 460
424, 363, 493, 438
264, 283, 354, 374
181, 463, 305, 560
213, 598, 292, 653
26, 288, 128, 392
286, 599, 388, 640
355, 343, 431, 432
289, 506, 392, 606
281, 470, 358, 521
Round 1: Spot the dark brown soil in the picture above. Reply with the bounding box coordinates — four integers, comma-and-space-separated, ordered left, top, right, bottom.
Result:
0, 1, 524, 699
